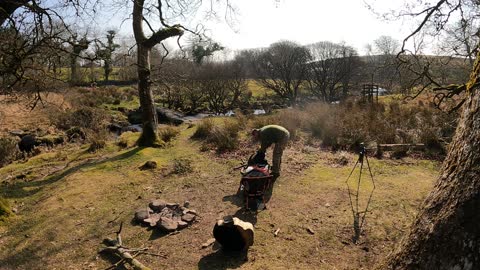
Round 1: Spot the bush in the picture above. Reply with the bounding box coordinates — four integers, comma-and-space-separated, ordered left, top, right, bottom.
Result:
172, 158, 193, 175
191, 118, 215, 139
191, 118, 241, 152
50, 107, 108, 132
0, 137, 19, 167
209, 119, 241, 152
159, 126, 180, 143
87, 131, 109, 153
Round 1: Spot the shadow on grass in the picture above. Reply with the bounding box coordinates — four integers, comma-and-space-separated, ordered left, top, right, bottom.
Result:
98, 250, 129, 270
198, 249, 248, 270
2, 147, 144, 199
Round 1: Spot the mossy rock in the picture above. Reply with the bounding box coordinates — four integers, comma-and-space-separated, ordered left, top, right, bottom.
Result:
36, 135, 65, 147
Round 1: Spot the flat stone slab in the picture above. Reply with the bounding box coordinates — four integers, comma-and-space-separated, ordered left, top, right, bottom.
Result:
149, 199, 166, 212
158, 217, 178, 232
181, 213, 196, 223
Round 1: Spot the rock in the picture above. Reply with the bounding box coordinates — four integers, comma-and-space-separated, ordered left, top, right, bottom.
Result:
325, 203, 331, 208
140, 161, 157, 170
9, 130, 26, 138
18, 135, 36, 153
128, 107, 185, 126
201, 238, 216, 249
156, 107, 184, 126
134, 208, 150, 222
183, 209, 197, 216
177, 220, 188, 230
166, 203, 179, 209
157, 217, 178, 232
144, 213, 161, 227
183, 201, 190, 208
181, 213, 196, 223
149, 199, 166, 212
121, 125, 142, 134
306, 227, 315, 235
35, 135, 65, 147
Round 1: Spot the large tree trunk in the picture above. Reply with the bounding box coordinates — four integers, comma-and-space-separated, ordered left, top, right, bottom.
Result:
383, 85, 480, 268
136, 43, 159, 147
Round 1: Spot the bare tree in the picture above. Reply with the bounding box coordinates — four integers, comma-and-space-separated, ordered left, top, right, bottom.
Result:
253, 41, 311, 105
306, 41, 359, 102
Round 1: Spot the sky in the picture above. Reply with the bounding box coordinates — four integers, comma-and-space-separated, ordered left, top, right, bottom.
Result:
87, 0, 416, 55
200, 0, 411, 54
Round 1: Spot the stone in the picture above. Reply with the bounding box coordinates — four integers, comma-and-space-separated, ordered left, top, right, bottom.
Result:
157, 217, 178, 232
140, 161, 157, 170
177, 220, 188, 230
182, 209, 197, 216
325, 203, 331, 208
183, 201, 190, 208
144, 214, 161, 227
149, 199, 166, 212
201, 238, 216, 249
166, 203, 179, 209
134, 208, 149, 222
181, 213, 196, 223
307, 227, 315, 235
18, 135, 36, 153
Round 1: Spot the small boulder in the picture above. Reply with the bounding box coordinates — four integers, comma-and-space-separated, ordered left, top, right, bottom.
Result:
149, 199, 166, 212
18, 135, 36, 153
166, 203, 179, 209
134, 208, 150, 222
157, 217, 178, 232
140, 161, 157, 170
144, 213, 161, 227
181, 213, 196, 223
177, 220, 188, 230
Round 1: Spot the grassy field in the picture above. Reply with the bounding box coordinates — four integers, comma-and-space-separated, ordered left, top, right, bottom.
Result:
0, 116, 439, 269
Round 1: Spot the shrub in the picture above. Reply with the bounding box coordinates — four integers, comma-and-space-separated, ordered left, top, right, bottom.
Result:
159, 126, 180, 143
172, 158, 193, 175
191, 118, 215, 139
52, 107, 109, 133
191, 118, 241, 152
0, 137, 19, 167
87, 131, 108, 153
209, 119, 241, 152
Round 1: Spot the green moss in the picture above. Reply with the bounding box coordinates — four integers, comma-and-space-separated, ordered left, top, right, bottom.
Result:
0, 197, 12, 222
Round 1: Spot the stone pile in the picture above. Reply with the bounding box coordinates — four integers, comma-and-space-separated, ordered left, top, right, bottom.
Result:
134, 199, 197, 232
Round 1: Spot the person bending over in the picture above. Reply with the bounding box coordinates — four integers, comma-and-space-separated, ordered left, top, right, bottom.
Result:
251, 125, 290, 178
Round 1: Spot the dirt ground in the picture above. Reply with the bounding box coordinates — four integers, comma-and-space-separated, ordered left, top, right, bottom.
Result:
0, 120, 439, 270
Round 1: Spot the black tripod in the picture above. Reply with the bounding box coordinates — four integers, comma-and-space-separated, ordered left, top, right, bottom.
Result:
345, 143, 376, 243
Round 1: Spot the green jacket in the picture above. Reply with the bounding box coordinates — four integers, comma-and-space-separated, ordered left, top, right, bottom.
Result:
258, 125, 290, 151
